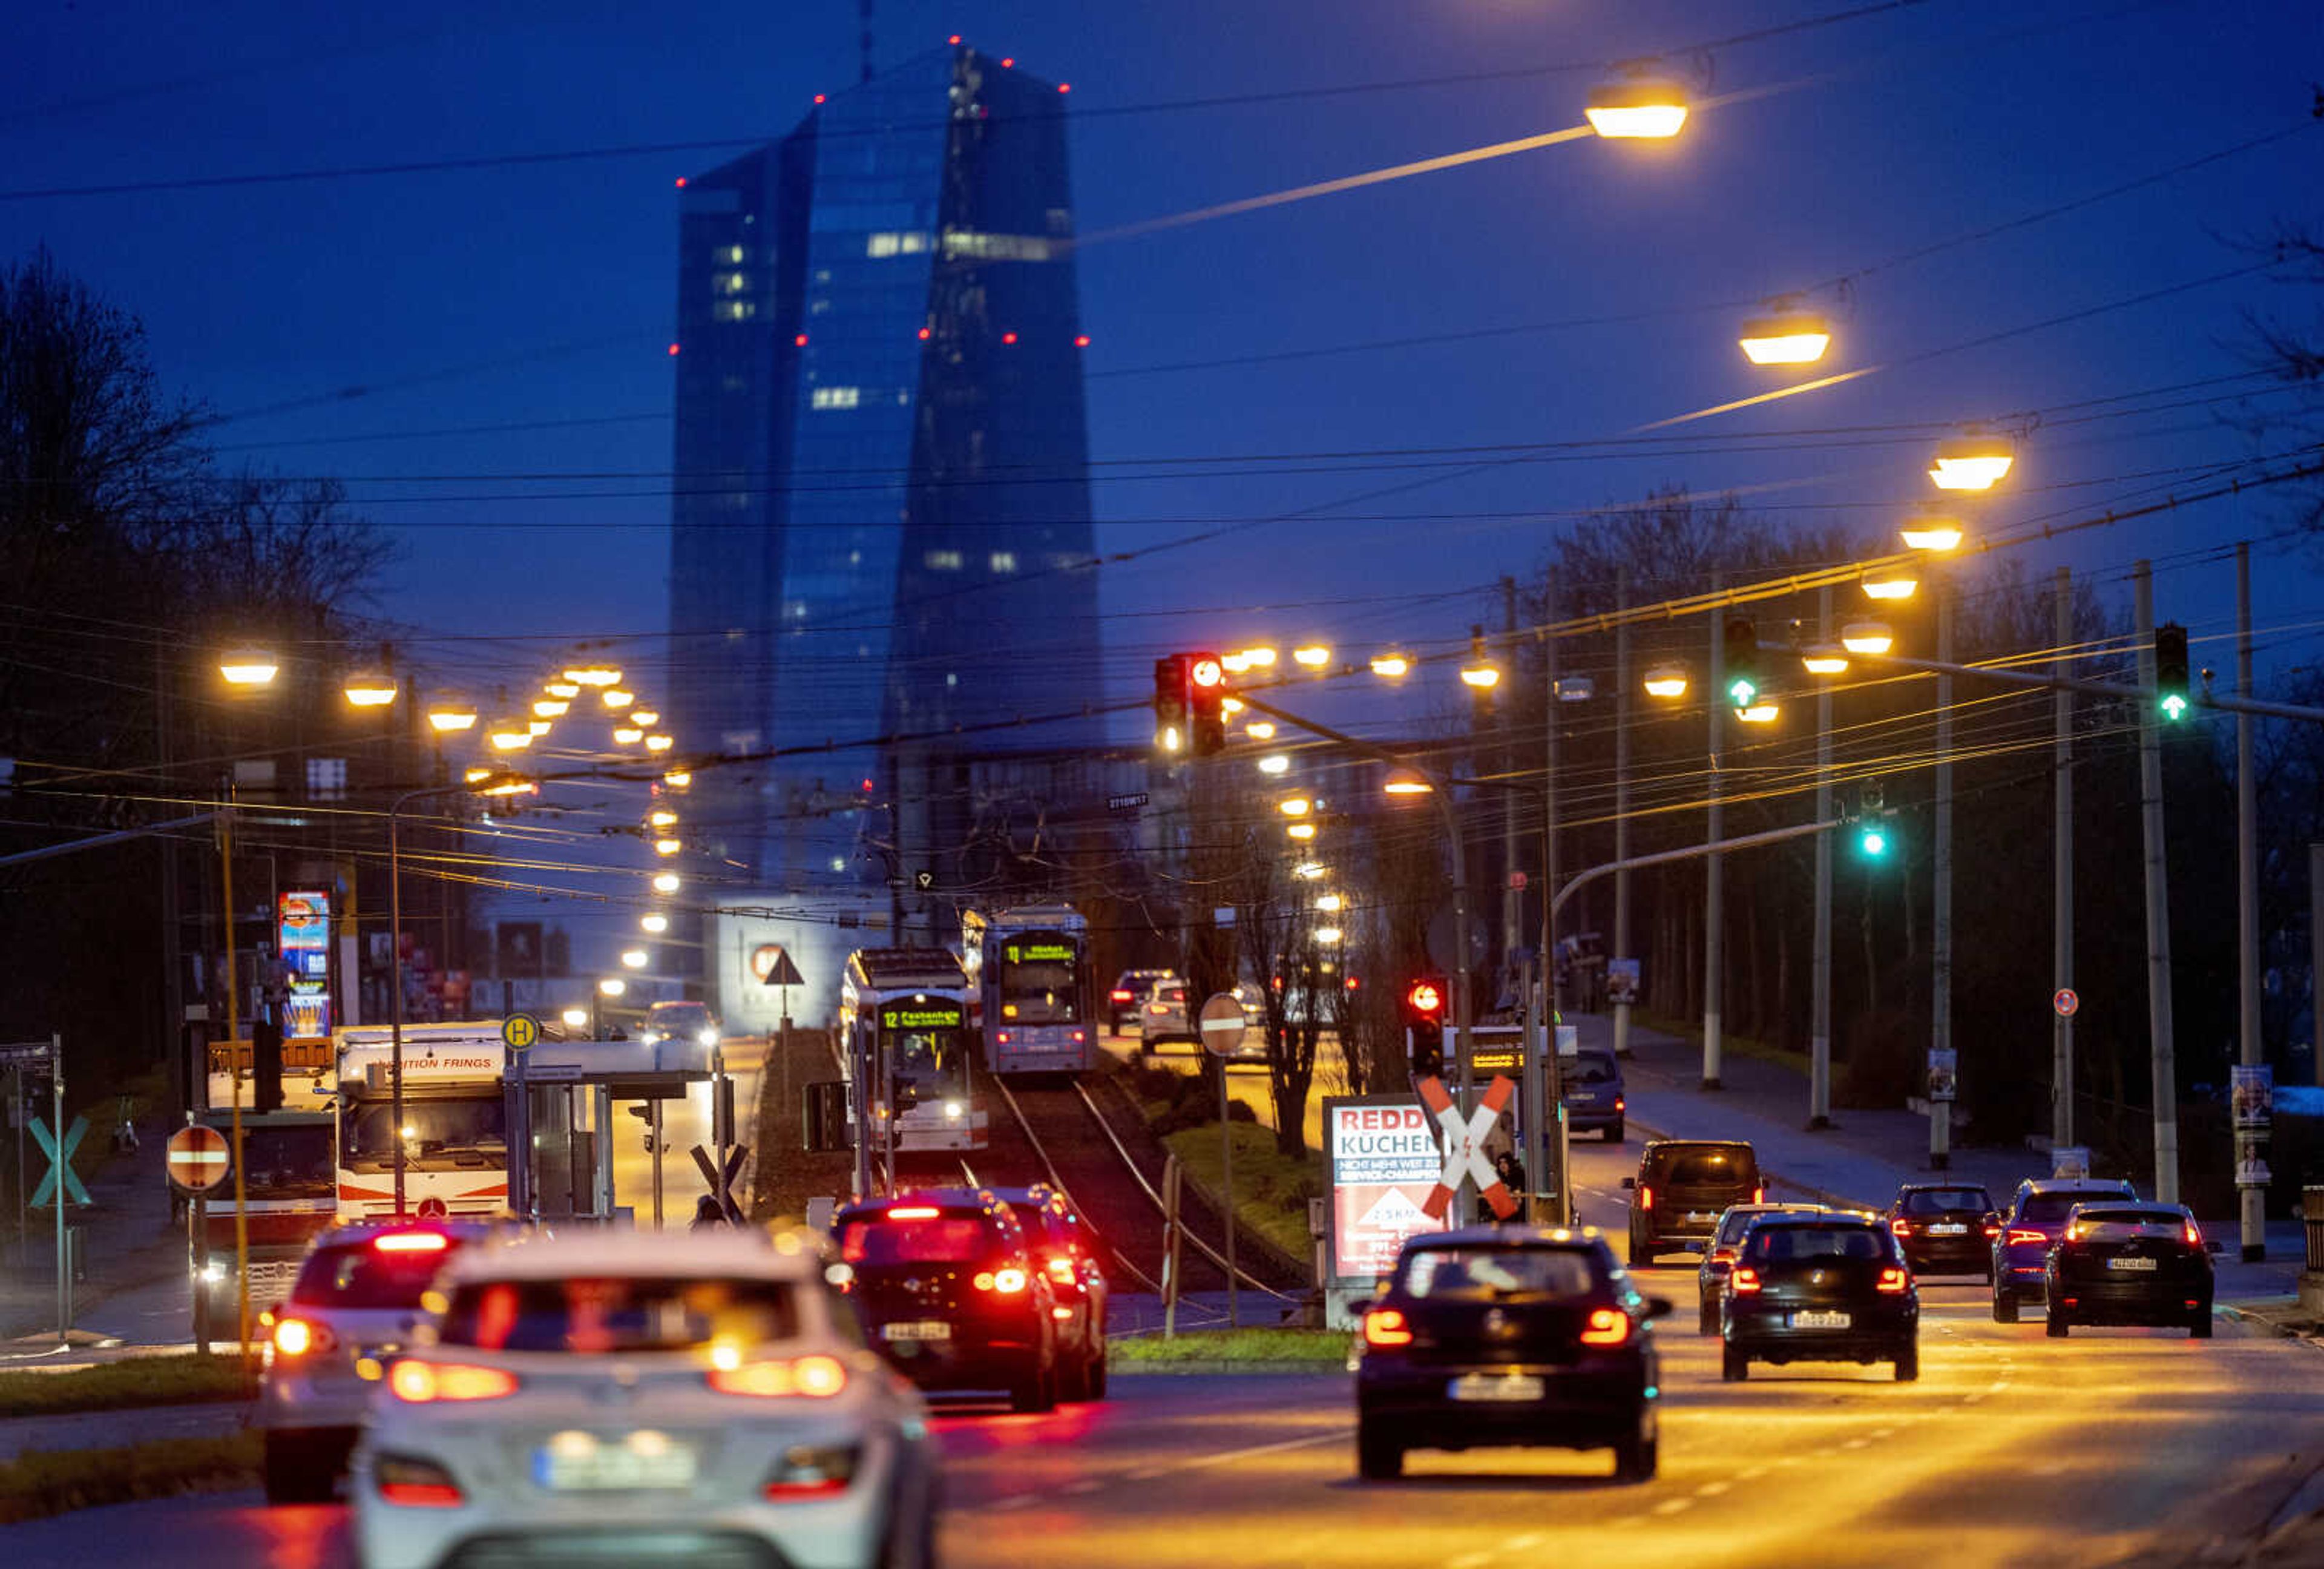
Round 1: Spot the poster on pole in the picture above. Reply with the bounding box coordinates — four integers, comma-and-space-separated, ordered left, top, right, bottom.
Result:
1606, 958, 1640, 1005
2230, 1065, 2272, 1133
1926, 1047, 1957, 1104
1323, 1095, 1450, 1284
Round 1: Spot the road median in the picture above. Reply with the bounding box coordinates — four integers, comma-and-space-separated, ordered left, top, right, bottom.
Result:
0, 1429, 260, 1524
1112, 1327, 1347, 1375
0, 1354, 248, 1419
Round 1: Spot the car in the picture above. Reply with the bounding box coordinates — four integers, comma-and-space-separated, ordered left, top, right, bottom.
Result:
1563, 1047, 1627, 1142
254, 1215, 506, 1504
1353, 1225, 1670, 1482
1885, 1182, 2000, 1279
1138, 980, 1194, 1051
1107, 969, 1176, 1034
2043, 1200, 2219, 1338
988, 1183, 1111, 1400
833, 1188, 1063, 1412
350, 1228, 937, 1569
1991, 1176, 2138, 1322
1622, 1139, 1762, 1266
1695, 1203, 1829, 1333
1720, 1213, 1919, 1381
641, 999, 722, 1069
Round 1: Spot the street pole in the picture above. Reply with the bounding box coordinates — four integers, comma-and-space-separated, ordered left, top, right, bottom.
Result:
219, 801, 251, 1359
1613, 568, 1633, 1061
1704, 594, 1724, 1091
1810, 584, 1834, 1130
2236, 542, 2264, 1260
2053, 567, 2076, 1151
1543, 600, 1566, 1224
52, 1036, 65, 1344
1502, 579, 1522, 970
1218, 1064, 1236, 1327
389, 803, 408, 1217
2311, 845, 2324, 1090
1931, 570, 1954, 1171
2133, 562, 2180, 1203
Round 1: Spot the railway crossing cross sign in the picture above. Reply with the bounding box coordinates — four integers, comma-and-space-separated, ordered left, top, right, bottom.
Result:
165, 1123, 231, 1196
1414, 1074, 1518, 1220
30, 1114, 91, 1207
691, 1141, 750, 1225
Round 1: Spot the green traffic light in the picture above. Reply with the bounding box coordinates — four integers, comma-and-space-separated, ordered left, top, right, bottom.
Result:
2159, 693, 2189, 722
1727, 676, 1758, 708
1859, 827, 1888, 858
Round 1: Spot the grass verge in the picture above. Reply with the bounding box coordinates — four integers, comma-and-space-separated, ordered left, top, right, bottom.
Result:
1635, 1010, 1810, 1077
0, 1429, 261, 1524
0, 1355, 249, 1419
1113, 1327, 1347, 1364
1161, 1121, 1322, 1263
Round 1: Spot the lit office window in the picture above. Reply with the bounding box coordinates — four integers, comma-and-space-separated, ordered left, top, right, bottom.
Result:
306, 757, 347, 800
713, 300, 755, 321
990, 551, 1017, 573
810, 386, 861, 410
924, 550, 963, 570
718, 245, 746, 264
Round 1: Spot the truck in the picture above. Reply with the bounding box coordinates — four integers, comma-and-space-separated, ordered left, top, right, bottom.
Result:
332, 1023, 512, 1222
188, 1036, 338, 1335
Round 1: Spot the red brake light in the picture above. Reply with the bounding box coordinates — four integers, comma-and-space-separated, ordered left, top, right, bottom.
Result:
1890, 1219, 1911, 1237
1614, 1097, 1625, 1111
1638, 1186, 1653, 1211
388, 1361, 519, 1404
709, 1355, 849, 1399
973, 1268, 1028, 1294
1982, 1222, 2001, 1237
761, 1443, 857, 1498
1876, 1267, 1909, 1294
2006, 1228, 2047, 1247
1731, 1267, 1762, 1294
1072, 1030, 1086, 1044
1110, 990, 1134, 1002
375, 1231, 450, 1253
1045, 1255, 1077, 1288
887, 1206, 940, 1220
1364, 1308, 1414, 1347
2184, 1220, 2202, 1247
271, 1316, 329, 1357
375, 1456, 464, 1508
1578, 1308, 1630, 1347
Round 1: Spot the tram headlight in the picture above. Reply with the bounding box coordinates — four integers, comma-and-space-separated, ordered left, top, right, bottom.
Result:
944, 1100, 964, 1120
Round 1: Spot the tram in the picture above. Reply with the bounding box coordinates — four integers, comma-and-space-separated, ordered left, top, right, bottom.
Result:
839, 948, 987, 1154
960, 905, 1097, 1075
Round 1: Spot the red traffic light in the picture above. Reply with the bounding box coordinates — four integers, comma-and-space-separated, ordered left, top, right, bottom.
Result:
1190, 655, 1224, 688
1405, 979, 1444, 1017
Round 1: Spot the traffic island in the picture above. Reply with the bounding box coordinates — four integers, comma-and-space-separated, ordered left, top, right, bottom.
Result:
0, 1429, 260, 1524
0, 1354, 247, 1418
1111, 1327, 1350, 1375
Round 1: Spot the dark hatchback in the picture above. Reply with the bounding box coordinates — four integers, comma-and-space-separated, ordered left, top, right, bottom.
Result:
1721, 1215, 1919, 1381
1696, 1203, 1828, 1333
1354, 1227, 1669, 1483
989, 1182, 1111, 1400
834, 1188, 1062, 1412
1885, 1182, 2001, 1278
1991, 1177, 2137, 1321
2044, 1201, 2218, 1338
1624, 1140, 1762, 1266
1563, 1047, 1626, 1142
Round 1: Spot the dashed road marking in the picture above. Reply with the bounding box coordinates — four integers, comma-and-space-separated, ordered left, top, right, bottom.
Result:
1063, 1479, 1104, 1496
1506, 1533, 1545, 1551
1871, 1427, 1897, 1439
1652, 1498, 1693, 1516
1738, 1465, 1770, 1481
1842, 1438, 1871, 1450
1696, 1480, 1732, 1498
1448, 1553, 1493, 1569
989, 1495, 1034, 1511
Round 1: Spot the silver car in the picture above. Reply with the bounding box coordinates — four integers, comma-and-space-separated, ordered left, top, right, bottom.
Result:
352, 1228, 940, 1569
257, 1217, 505, 1504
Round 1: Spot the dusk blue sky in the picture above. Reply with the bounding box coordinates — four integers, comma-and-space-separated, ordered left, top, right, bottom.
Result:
4, 1, 2319, 751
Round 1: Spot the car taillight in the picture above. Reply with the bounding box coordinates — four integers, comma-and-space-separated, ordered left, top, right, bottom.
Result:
2183, 1220, 2202, 1247
2006, 1228, 2047, 1247
1752, 1187, 1765, 1204
1364, 1309, 1414, 1347
1891, 1219, 1912, 1237
1982, 1221, 2001, 1237
1147, 1004, 1168, 1015
1876, 1268, 1909, 1294
374, 1231, 450, 1254
1638, 1186, 1653, 1211
709, 1355, 849, 1399
271, 1316, 332, 1357
1045, 1255, 1078, 1288
1731, 1267, 1762, 1294
888, 1205, 939, 1219
1614, 1097, 1626, 1111
973, 1268, 1029, 1294
763, 1442, 858, 1499
375, 1454, 465, 1508
996, 1031, 1012, 1044
1072, 1030, 1086, 1043
1578, 1308, 1630, 1347
1110, 990, 1134, 1002
387, 1361, 519, 1404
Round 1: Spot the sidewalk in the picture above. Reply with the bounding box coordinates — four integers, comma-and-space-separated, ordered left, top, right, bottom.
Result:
1, 1108, 184, 1343
1578, 1009, 2313, 1304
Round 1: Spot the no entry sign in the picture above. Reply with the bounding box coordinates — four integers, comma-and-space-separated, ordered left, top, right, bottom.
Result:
166, 1124, 231, 1195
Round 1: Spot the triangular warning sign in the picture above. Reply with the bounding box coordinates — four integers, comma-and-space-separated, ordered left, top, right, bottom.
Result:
1356, 1187, 1430, 1232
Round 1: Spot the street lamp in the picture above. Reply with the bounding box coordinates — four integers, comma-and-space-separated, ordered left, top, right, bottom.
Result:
1586, 75, 1689, 139
1245, 722, 1277, 740
1738, 309, 1831, 366
602, 688, 635, 708
1460, 661, 1501, 689
621, 948, 648, 969
487, 719, 534, 752
219, 647, 280, 688
1736, 703, 1781, 725
560, 1007, 588, 1030
1801, 645, 1850, 676
1929, 436, 2014, 492
652, 837, 682, 857
1278, 795, 1313, 817
1643, 663, 1690, 700
652, 871, 681, 893
647, 809, 678, 829
564, 664, 624, 687
343, 671, 398, 708
1861, 576, 1919, 602
1841, 621, 1896, 656
425, 695, 479, 733
1370, 651, 1412, 679
645, 735, 674, 754
662, 769, 692, 789
532, 697, 570, 719
640, 912, 669, 934
613, 726, 645, 745
1258, 754, 1291, 775
631, 710, 661, 727
1285, 822, 1317, 841
1292, 644, 1331, 668
1382, 768, 1434, 796
1900, 518, 1965, 552
545, 681, 582, 700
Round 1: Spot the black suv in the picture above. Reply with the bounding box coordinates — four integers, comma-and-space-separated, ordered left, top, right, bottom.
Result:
1354, 1226, 1669, 1482
1623, 1140, 1761, 1266
1885, 1182, 2000, 1279
1991, 1176, 2137, 1321
835, 1188, 1062, 1412
2044, 1200, 2217, 1338
1720, 1213, 1919, 1381
990, 1183, 1110, 1400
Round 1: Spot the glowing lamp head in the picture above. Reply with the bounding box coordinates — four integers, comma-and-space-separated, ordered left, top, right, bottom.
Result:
1382, 769, 1434, 797
597, 976, 627, 997
1278, 796, 1313, 817
652, 872, 681, 894
1257, 754, 1291, 775
1840, 621, 1896, 656
561, 1007, 588, 1028
645, 735, 674, 754
343, 671, 399, 708
1244, 721, 1276, 740
532, 697, 570, 719
614, 726, 645, 745
1286, 822, 1317, 841
563, 665, 623, 687
219, 647, 280, 687
526, 718, 551, 737
1800, 645, 1849, 676
621, 949, 648, 969
488, 722, 534, 752
1738, 312, 1831, 366
1861, 576, 1919, 602
544, 681, 581, 699
1643, 664, 1689, 700
1736, 703, 1781, 725
640, 913, 669, 934
427, 699, 479, 732
602, 688, 634, 708
1900, 518, 1965, 552
1460, 663, 1501, 689
1370, 652, 1411, 678
1586, 76, 1689, 139
663, 769, 692, 788
1292, 644, 1330, 668
1237, 646, 1278, 669
1929, 438, 2014, 492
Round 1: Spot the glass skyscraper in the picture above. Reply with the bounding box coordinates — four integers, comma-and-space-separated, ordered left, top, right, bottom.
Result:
665, 45, 1101, 889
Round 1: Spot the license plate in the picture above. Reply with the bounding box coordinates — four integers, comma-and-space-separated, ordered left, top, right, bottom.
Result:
1791, 1310, 1852, 1329
884, 1320, 953, 1341
1686, 1212, 1713, 1223
2107, 1257, 2158, 1271
536, 1439, 699, 1492
1449, 1373, 1545, 1402
1927, 1223, 1967, 1235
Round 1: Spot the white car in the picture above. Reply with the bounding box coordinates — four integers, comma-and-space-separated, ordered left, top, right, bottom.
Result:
352, 1229, 940, 1569
642, 1000, 723, 1073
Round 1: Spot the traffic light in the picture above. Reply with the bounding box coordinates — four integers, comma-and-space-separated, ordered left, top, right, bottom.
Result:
1401, 975, 1448, 1079
1857, 818, 1892, 859
1187, 652, 1227, 756
2154, 622, 2190, 722
1722, 614, 1760, 711
1153, 654, 1189, 754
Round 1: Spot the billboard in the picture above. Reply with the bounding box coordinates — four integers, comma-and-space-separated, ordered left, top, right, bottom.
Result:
277, 890, 332, 1038
1324, 1095, 1449, 1284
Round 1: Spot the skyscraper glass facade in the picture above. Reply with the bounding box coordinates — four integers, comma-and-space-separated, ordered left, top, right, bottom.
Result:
665, 47, 1100, 888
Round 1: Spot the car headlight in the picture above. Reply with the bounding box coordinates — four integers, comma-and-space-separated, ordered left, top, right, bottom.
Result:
198, 1260, 226, 1284
944, 1100, 964, 1119
698, 1028, 719, 1046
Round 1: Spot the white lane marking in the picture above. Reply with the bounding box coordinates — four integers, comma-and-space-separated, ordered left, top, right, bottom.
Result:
1963, 1393, 1985, 1404
1063, 1479, 1104, 1496
1871, 1428, 1897, 1439
1738, 1465, 1770, 1481
1448, 1554, 1493, 1569
1842, 1438, 1870, 1450
1652, 1498, 1693, 1516
1506, 1533, 1546, 1551
1696, 1480, 1732, 1498
1143, 1428, 1352, 1478
988, 1495, 1034, 1511
1989, 1380, 2011, 1392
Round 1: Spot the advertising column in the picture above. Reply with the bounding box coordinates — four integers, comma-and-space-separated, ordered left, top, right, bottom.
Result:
1323, 1094, 1451, 1327
277, 891, 333, 1040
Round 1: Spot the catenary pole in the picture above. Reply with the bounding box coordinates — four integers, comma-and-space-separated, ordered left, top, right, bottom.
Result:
2053, 568, 2076, 1151
1811, 585, 1834, 1129
1704, 593, 1724, 1091
2236, 542, 2264, 1260
2133, 562, 2180, 1203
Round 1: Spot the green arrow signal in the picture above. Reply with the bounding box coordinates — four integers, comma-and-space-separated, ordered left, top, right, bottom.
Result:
2159, 692, 2188, 722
